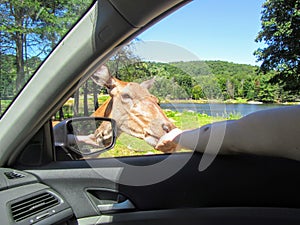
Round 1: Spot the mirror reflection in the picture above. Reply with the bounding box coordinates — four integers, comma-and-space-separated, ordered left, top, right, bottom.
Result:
53, 117, 116, 158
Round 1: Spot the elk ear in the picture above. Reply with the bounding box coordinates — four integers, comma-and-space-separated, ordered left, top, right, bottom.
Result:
91, 65, 115, 89
140, 77, 155, 90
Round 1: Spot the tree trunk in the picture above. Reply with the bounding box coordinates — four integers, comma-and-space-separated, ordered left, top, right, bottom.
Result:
59, 107, 64, 121
93, 82, 99, 111
74, 91, 79, 117
15, 32, 25, 92
13, 4, 26, 93
83, 82, 89, 116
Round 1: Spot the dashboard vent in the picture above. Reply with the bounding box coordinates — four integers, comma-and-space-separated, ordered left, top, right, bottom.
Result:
11, 192, 60, 222
4, 171, 25, 179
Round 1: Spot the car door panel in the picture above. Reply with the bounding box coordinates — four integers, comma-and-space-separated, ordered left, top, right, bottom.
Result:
26, 152, 300, 223
76, 208, 300, 225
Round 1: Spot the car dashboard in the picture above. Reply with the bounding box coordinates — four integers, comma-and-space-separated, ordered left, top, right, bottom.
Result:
0, 168, 74, 225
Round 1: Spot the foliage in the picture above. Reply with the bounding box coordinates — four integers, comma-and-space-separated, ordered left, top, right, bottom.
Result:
172, 60, 293, 102
254, 0, 300, 95
0, 54, 16, 97
116, 61, 195, 99
191, 85, 204, 99
2, 0, 300, 118
107, 60, 295, 103
107, 41, 141, 79
0, 0, 93, 115
0, 0, 93, 90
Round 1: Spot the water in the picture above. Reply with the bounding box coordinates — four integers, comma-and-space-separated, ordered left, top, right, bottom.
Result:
160, 103, 291, 117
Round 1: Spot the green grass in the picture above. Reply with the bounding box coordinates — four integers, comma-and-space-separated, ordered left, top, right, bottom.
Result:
52, 95, 242, 158
99, 110, 241, 158
98, 95, 110, 104
1, 97, 241, 158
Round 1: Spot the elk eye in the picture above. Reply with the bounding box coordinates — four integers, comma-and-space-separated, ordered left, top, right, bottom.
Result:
121, 93, 131, 100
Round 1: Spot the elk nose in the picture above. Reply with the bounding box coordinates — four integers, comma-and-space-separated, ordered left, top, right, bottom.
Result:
162, 122, 174, 133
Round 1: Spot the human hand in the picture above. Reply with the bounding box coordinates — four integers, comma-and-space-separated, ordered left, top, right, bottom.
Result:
155, 128, 183, 153
76, 134, 99, 147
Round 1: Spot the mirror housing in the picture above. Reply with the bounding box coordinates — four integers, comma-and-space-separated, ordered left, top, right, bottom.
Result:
53, 117, 116, 158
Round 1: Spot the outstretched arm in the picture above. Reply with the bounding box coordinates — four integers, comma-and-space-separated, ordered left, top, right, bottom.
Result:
156, 106, 300, 160
68, 134, 99, 146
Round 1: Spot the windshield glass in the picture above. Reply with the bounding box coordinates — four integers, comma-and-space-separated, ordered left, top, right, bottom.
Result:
0, 0, 94, 117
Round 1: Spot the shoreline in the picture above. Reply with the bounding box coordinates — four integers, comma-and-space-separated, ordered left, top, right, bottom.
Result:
95, 94, 300, 105
160, 99, 300, 105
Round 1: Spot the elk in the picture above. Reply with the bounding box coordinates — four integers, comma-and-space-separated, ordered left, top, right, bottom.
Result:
90, 65, 176, 151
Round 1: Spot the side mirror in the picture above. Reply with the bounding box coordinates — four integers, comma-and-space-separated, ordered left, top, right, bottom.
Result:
53, 117, 116, 157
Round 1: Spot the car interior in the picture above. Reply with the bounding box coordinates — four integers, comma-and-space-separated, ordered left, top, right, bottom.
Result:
0, 0, 300, 225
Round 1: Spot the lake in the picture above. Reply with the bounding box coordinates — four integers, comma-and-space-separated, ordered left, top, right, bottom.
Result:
160, 103, 292, 117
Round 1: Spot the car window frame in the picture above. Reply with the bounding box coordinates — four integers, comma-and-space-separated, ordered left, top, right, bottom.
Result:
0, 0, 191, 167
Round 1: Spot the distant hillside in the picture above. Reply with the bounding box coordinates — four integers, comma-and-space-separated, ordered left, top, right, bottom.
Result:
116, 60, 291, 103
171, 60, 259, 78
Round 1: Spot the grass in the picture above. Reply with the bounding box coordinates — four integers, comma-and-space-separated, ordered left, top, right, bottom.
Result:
99, 110, 241, 158
51, 95, 242, 158
2, 95, 241, 158
160, 98, 249, 104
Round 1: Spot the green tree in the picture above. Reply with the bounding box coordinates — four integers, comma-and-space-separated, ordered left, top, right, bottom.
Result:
151, 76, 189, 100
0, 0, 92, 92
191, 85, 204, 99
254, 0, 300, 95
108, 41, 141, 80
0, 54, 16, 97
256, 74, 280, 102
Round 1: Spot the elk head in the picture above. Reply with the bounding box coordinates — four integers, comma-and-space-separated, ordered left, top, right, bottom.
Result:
91, 65, 176, 150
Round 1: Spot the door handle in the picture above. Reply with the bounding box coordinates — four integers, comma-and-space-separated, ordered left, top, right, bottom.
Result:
98, 199, 135, 213
86, 189, 135, 214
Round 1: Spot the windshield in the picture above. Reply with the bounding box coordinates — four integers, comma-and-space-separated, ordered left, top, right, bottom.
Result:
0, 0, 94, 117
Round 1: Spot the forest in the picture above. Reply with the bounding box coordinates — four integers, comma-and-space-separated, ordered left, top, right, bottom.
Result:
1, 0, 300, 117
115, 60, 295, 103
0, 55, 298, 116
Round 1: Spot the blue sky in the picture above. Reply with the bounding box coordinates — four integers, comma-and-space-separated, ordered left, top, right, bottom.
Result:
135, 0, 265, 65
